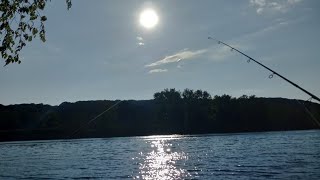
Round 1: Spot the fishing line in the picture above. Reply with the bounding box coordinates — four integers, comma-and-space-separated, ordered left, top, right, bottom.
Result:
69, 100, 122, 138
69, 37, 320, 138
295, 99, 320, 128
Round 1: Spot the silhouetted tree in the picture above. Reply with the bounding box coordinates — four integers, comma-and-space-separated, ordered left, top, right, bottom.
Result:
0, 0, 72, 65
0, 89, 319, 142
153, 88, 183, 133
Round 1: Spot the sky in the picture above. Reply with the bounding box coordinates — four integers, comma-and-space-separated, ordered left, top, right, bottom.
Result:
1, 0, 320, 105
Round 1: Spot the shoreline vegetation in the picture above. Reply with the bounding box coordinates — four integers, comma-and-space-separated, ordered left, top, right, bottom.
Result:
1, 89, 319, 142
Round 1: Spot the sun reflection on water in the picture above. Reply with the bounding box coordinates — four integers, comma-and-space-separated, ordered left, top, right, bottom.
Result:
134, 135, 191, 179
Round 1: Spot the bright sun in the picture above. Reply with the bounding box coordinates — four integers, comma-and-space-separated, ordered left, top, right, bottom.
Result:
139, 9, 159, 29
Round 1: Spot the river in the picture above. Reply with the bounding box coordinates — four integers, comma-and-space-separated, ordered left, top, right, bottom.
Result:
0, 130, 319, 179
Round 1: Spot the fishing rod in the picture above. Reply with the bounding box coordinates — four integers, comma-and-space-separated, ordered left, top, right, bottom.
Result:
208, 36, 320, 104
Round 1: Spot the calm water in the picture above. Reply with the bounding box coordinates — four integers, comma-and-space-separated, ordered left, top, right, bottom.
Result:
0, 130, 319, 179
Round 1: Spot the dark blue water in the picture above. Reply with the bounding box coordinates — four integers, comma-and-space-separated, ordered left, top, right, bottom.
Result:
0, 130, 319, 179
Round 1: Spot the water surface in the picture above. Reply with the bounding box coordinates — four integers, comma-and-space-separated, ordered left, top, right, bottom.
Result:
1, 130, 319, 179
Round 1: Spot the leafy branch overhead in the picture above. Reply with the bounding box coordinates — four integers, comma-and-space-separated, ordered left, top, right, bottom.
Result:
0, 0, 72, 66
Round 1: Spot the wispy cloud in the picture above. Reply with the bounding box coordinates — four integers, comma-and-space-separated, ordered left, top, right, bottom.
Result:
207, 45, 241, 62
287, 0, 303, 4
136, 36, 145, 46
145, 49, 207, 67
148, 68, 168, 74
239, 17, 301, 43
137, 36, 144, 41
250, 0, 302, 14
145, 44, 243, 69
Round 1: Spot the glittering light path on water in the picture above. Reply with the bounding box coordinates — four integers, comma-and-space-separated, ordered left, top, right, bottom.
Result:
134, 135, 191, 179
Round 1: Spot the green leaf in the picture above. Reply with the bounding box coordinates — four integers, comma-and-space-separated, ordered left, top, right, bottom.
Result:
40, 32, 46, 42
32, 28, 38, 35
41, 16, 47, 21
30, 15, 37, 20
0, 0, 72, 65
23, 34, 28, 40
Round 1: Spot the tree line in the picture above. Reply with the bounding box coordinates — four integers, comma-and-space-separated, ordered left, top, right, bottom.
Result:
0, 88, 319, 141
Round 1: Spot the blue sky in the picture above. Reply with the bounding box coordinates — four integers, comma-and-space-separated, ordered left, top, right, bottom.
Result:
1, 0, 320, 105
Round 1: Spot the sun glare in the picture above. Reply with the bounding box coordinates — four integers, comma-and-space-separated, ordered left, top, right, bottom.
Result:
139, 9, 159, 29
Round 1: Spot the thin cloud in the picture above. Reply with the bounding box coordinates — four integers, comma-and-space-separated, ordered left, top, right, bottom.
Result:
240, 18, 299, 42
137, 36, 144, 41
145, 49, 207, 67
250, 0, 302, 14
207, 45, 241, 62
136, 36, 145, 46
287, 0, 302, 4
148, 69, 168, 74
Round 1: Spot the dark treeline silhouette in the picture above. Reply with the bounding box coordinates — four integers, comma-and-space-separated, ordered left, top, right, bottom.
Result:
1, 88, 319, 142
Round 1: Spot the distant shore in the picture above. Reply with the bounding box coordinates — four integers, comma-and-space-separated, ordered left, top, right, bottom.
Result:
1, 89, 320, 142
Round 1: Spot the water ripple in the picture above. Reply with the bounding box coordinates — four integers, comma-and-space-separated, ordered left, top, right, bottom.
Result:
0, 130, 319, 179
